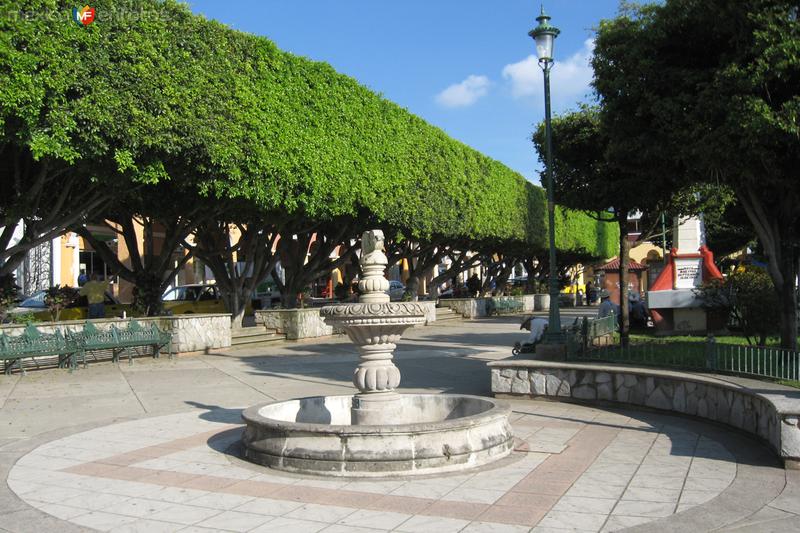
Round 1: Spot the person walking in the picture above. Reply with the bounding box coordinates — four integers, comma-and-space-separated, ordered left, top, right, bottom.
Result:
80, 273, 109, 319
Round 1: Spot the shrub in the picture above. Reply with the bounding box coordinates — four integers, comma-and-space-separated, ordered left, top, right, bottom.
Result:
44, 286, 79, 322
697, 266, 778, 345
0, 275, 20, 323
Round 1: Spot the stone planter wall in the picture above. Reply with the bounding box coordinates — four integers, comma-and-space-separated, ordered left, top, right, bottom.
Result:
0, 314, 232, 354
255, 308, 345, 340
438, 298, 486, 319
440, 296, 536, 317
415, 301, 436, 325
533, 294, 550, 311
521, 295, 535, 312
165, 314, 231, 352
489, 360, 800, 467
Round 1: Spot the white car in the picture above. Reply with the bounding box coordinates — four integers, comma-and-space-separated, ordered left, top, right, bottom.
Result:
388, 280, 406, 301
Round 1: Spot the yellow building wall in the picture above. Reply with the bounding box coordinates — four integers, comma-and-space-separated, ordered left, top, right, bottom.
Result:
59, 233, 80, 287
629, 242, 664, 290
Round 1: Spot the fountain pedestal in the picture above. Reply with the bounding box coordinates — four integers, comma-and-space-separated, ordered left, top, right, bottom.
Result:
321, 304, 426, 425
321, 230, 426, 425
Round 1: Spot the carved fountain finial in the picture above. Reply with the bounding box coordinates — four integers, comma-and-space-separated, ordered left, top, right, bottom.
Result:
358, 230, 389, 303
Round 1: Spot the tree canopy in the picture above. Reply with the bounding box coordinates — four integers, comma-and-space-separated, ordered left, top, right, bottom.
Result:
1, 0, 617, 314
587, 0, 799, 348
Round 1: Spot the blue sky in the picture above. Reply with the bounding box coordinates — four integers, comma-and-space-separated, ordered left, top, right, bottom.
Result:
186, 1, 625, 184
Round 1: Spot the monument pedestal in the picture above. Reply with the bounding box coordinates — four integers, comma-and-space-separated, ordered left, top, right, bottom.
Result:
647, 215, 724, 335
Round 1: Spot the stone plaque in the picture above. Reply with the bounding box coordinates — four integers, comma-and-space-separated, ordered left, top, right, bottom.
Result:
674, 258, 703, 289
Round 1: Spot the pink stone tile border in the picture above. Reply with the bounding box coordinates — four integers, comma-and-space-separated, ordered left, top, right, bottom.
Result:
59, 423, 619, 527
502, 426, 620, 520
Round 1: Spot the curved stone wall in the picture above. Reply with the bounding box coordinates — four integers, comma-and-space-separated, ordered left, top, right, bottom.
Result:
489, 360, 800, 468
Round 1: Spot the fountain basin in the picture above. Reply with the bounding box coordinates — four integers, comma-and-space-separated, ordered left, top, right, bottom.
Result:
242, 394, 514, 477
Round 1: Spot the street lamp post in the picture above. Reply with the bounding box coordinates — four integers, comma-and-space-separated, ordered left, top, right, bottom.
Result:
529, 7, 564, 348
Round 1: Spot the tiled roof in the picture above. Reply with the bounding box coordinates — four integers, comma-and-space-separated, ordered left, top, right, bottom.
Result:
596, 258, 648, 271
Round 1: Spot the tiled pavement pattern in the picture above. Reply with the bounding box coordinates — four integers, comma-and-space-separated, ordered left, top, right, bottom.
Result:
1, 317, 798, 532
8, 401, 739, 532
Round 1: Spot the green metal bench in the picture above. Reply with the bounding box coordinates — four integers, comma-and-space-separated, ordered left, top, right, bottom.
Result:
487, 297, 524, 316
70, 320, 173, 368
0, 325, 77, 375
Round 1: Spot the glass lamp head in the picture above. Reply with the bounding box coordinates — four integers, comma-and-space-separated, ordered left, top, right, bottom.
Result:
528, 6, 560, 63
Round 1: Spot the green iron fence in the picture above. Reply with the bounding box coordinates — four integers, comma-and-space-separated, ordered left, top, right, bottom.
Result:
568, 333, 800, 382
565, 314, 617, 355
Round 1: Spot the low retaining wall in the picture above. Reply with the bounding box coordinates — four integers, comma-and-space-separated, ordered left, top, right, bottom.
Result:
533, 294, 550, 311
0, 314, 232, 354
521, 295, 535, 312
255, 308, 344, 340
489, 360, 800, 467
416, 301, 436, 325
256, 302, 435, 340
438, 298, 486, 319
439, 295, 541, 317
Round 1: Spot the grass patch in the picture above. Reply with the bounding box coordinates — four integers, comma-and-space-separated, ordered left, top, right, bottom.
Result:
626, 332, 780, 347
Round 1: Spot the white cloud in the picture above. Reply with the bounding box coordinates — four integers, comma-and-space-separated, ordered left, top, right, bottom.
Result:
435, 74, 491, 108
502, 39, 595, 104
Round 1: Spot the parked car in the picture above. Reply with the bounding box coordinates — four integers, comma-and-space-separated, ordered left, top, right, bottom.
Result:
510, 276, 528, 287
439, 284, 467, 299
388, 280, 405, 301
253, 280, 281, 309
162, 284, 253, 315
7, 289, 135, 322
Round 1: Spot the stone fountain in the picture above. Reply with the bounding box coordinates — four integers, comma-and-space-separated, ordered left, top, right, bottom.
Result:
242, 230, 513, 477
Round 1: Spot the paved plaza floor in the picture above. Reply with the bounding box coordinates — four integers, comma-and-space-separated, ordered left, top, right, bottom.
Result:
1, 317, 799, 532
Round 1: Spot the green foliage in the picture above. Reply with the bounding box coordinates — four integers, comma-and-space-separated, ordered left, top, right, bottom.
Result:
1, 0, 616, 275
0, 275, 20, 322
44, 285, 78, 322
695, 278, 731, 313
164, 1, 616, 258
592, 0, 799, 348
697, 267, 779, 346
7, 312, 35, 325
728, 267, 780, 346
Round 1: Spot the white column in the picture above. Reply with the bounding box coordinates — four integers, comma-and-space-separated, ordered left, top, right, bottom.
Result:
51, 236, 61, 287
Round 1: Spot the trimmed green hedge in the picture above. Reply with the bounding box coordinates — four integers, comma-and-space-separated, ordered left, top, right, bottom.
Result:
1, 0, 617, 260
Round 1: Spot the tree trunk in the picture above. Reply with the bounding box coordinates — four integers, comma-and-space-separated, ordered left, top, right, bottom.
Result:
404, 276, 420, 301
221, 289, 245, 328
618, 211, 631, 348
426, 251, 482, 298
738, 186, 798, 350
191, 221, 279, 329
75, 214, 196, 317
777, 243, 798, 351
274, 221, 359, 309
133, 273, 166, 316
494, 261, 515, 295
521, 257, 541, 294
278, 274, 303, 309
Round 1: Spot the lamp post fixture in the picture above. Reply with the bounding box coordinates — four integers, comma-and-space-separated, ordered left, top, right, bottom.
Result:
529, 6, 564, 347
